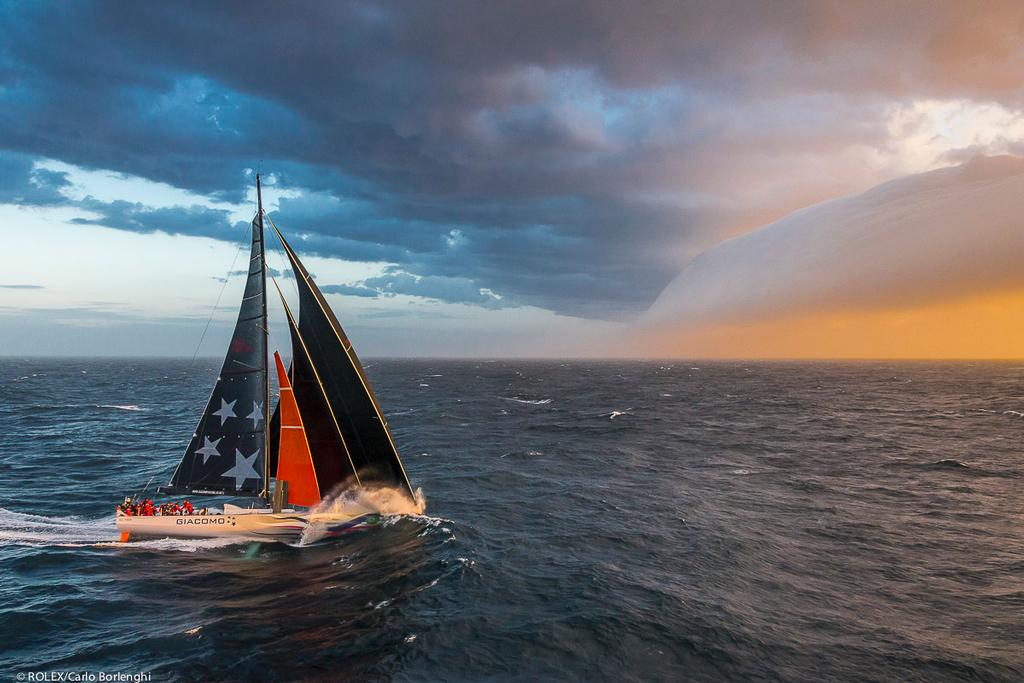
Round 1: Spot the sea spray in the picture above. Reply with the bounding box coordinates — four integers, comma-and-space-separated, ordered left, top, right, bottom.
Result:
312, 485, 426, 517
298, 485, 426, 544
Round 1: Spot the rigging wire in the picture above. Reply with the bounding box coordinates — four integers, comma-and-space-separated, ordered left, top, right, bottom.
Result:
189, 227, 252, 365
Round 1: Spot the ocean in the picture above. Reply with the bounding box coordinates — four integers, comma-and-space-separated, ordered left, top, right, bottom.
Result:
0, 358, 1021, 682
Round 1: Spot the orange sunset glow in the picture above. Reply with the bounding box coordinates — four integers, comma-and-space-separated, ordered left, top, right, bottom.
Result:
640, 289, 1024, 359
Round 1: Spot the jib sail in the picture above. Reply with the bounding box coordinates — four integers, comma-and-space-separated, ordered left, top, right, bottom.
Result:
269, 219, 415, 500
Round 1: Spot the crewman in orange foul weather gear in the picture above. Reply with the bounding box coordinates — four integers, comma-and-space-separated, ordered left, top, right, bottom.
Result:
183, 500, 194, 515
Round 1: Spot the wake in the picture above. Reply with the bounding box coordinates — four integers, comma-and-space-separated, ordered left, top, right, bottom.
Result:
0, 507, 115, 546
0, 508, 241, 552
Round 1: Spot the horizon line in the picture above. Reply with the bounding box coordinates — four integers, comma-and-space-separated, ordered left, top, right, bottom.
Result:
2, 354, 1023, 363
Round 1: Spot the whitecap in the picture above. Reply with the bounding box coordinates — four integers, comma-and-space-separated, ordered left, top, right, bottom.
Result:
501, 397, 552, 405
97, 404, 146, 411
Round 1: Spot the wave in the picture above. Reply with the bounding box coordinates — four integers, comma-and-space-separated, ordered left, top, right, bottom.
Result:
1002, 410, 1024, 418
501, 397, 552, 405
928, 459, 970, 469
23, 403, 146, 412
499, 450, 544, 458
391, 512, 458, 545
880, 458, 1016, 479
388, 408, 418, 416
602, 408, 633, 420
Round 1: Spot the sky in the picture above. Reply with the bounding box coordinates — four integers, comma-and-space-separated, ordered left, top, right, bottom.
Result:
1, 1, 1023, 358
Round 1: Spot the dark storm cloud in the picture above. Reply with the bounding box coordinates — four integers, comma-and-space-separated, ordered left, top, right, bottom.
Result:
322, 268, 513, 308
2, 1, 1023, 317
227, 267, 288, 279
320, 283, 380, 299
70, 200, 241, 240
0, 150, 72, 206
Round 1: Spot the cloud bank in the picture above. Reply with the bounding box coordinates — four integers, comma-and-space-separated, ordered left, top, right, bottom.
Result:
3, 1, 1024, 327
643, 155, 1024, 339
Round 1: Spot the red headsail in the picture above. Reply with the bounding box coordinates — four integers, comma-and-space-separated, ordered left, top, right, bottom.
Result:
273, 351, 320, 506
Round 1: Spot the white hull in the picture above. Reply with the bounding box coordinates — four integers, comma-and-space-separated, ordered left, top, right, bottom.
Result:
115, 505, 379, 543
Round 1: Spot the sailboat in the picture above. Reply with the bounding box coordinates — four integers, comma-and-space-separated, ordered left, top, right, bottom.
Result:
115, 175, 417, 543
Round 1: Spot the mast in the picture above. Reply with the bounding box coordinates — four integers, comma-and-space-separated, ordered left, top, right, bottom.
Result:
256, 173, 270, 501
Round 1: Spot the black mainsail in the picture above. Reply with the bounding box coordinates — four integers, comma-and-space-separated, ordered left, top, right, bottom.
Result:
162, 179, 270, 497
269, 219, 416, 501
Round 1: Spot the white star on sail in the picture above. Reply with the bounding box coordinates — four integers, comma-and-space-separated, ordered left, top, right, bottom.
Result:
212, 398, 237, 426
223, 448, 261, 490
247, 401, 264, 429
194, 436, 223, 464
